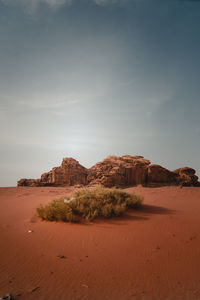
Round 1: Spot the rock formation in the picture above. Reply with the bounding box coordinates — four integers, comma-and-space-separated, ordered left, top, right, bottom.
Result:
87, 155, 150, 187
17, 155, 200, 188
173, 167, 199, 187
147, 165, 177, 187
40, 158, 88, 186
18, 158, 88, 187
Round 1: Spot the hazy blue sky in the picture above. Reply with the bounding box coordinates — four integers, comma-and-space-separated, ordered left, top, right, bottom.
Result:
0, 0, 200, 186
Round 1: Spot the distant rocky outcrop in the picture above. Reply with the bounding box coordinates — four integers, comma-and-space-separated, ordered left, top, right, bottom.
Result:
18, 158, 88, 187
17, 155, 200, 188
87, 155, 150, 187
173, 167, 199, 187
147, 164, 177, 187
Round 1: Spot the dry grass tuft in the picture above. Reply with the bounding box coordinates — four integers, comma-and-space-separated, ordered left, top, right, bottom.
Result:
37, 186, 143, 222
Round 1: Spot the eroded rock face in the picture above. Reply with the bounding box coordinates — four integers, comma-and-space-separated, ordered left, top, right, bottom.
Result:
18, 158, 88, 187
17, 155, 200, 187
87, 155, 150, 187
147, 164, 177, 187
17, 178, 41, 187
173, 167, 200, 187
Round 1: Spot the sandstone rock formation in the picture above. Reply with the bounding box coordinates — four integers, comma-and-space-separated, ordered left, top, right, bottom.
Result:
18, 158, 88, 187
17, 178, 41, 187
40, 158, 88, 186
17, 155, 200, 188
87, 155, 150, 187
147, 165, 177, 187
173, 167, 200, 187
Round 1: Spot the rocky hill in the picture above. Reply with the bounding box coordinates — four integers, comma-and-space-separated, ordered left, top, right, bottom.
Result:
17, 155, 200, 188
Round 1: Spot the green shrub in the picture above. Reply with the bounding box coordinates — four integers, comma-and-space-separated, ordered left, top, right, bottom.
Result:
37, 186, 143, 223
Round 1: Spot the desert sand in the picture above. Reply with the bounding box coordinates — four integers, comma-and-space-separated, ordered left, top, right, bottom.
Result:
0, 186, 200, 300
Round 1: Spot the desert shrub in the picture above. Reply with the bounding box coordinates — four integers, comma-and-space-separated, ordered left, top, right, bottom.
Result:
37, 186, 143, 223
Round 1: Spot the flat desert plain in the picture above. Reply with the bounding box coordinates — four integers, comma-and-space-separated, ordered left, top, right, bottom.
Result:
0, 186, 200, 300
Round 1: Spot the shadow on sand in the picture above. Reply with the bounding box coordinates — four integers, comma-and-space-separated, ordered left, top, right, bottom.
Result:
92, 204, 176, 226
140, 204, 175, 215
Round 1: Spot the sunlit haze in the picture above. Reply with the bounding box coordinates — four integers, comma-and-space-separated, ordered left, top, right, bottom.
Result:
0, 0, 200, 186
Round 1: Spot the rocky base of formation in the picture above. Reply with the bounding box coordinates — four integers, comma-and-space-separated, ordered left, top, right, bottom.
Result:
17, 155, 200, 188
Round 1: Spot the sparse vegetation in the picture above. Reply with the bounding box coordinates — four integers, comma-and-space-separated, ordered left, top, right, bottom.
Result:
37, 186, 143, 222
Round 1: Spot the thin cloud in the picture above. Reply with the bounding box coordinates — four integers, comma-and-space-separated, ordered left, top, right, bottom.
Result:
1, 0, 71, 6
1, 0, 131, 11
94, 0, 131, 5
1, 0, 72, 14
16, 98, 84, 112
94, 0, 119, 5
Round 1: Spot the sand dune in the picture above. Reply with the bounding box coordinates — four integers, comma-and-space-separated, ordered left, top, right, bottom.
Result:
0, 186, 200, 299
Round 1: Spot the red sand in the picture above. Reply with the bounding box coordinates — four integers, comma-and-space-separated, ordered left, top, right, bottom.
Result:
0, 186, 200, 300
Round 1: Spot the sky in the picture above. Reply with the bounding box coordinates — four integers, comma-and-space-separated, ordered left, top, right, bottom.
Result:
0, 0, 200, 186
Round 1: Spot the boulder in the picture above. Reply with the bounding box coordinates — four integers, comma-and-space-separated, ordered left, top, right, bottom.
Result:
17, 178, 41, 187
173, 167, 200, 187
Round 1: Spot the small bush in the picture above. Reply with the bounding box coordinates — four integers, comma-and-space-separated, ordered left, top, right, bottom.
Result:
37, 186, 143, 223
